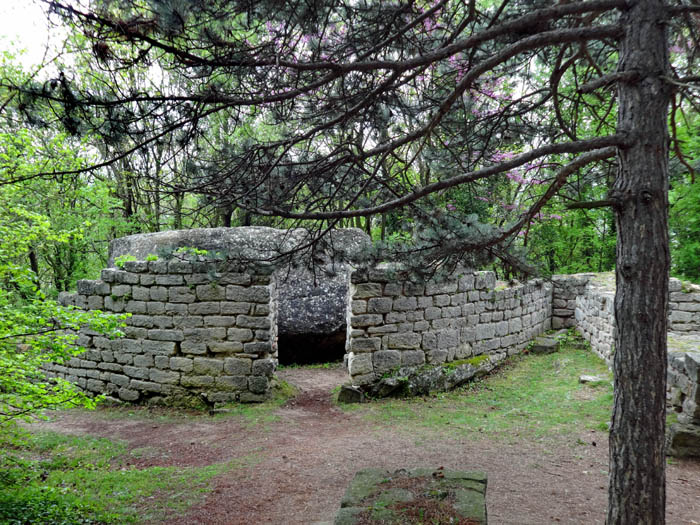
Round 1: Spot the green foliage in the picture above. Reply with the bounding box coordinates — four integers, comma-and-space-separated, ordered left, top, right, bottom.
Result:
0, 189, 127, 423
670, 182, 700, 283
113, 254, 137, 269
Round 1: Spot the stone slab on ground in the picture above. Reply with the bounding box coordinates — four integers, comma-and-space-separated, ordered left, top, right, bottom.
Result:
335, 467, 487, 524
530, 337, 560, 355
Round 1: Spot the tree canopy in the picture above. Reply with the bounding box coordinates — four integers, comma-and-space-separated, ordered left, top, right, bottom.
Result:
3, 0, 700, 523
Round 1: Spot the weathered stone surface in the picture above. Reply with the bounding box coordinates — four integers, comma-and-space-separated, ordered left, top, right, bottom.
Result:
530, 337, 559, 355
335, 468, 487, 524
666, 423, 700, 458
337, 385, 364, 404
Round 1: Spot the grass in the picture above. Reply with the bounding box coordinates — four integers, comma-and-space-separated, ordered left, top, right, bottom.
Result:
351, 344, 613, 441
0, 343, 614, 523
0, 427, 241, 524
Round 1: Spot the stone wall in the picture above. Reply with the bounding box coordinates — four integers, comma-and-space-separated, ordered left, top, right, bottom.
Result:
47, 258, 278, 404
346, 267, 552, 386
553, 272, 700, 455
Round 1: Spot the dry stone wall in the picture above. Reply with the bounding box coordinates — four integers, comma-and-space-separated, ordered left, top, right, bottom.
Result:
346, 267, 552, 386
47, 258, 278, 404
553, 272, 700, 456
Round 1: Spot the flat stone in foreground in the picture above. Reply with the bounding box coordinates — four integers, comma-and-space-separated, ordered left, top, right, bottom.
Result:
335, 467, 487, 524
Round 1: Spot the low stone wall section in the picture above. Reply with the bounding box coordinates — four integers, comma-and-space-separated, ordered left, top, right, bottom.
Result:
47, 258, 278, 404
554, 272, 700, 455
346, 268, 552, 385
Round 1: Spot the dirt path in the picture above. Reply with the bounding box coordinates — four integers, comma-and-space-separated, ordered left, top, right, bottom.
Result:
33, 366, 700, 525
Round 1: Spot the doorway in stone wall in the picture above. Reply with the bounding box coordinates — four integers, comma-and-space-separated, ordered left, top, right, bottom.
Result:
274, 266, 350, 367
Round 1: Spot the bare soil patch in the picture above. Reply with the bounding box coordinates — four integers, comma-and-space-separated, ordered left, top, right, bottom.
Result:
32, 365, 700, 525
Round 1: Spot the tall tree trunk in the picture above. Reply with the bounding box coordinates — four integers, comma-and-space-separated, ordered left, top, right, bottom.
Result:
608, 1, 670, 523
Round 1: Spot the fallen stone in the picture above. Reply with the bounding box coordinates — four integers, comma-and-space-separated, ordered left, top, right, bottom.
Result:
530, 337, 560, 355
337, 385, 365, 404
579, 374, 607, 384
666, 423, 700, 458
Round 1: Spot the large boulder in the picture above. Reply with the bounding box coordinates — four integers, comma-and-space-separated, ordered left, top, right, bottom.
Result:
108, 226, 369, 267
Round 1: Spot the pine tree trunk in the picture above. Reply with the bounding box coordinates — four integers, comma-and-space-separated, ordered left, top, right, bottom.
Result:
608, 1, 670, 523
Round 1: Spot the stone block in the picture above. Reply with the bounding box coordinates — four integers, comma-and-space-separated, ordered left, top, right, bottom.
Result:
224, 357, 252, 375
170, 357, 194, 372
123, 366, 150, 380
429, 349, 448, 364
434, 294, 451, 307
426, 281, 458, 296
219, 272, 252, 285
348, 353, 373, 376
109, 374, 130, 387
404, 282, 425, 296
226, 285, 270, 303
196, 284, 226, 301
352, 300, 368, 314
236, 315, 271, 329
368, 297, 393, 314
373, 350, 401, 372
401, 350, 426, 366
215, 376, 248, 391
437, 329, 459, 349
133, 355, 154, 367
147, 329, 184, 342
352, 314, 383, 327
146, 287, 167, 302
193, 357, 224, 375
142, 340, 177, 356
221, 302, 252, 315
181, 341, 208, 355
184, 327, 227, 341
352, 283, 383, 299
385, 312, 407, 324
125, 300, 147, 314
248, 376, 269, 394
118, 388, 140, 401
367, 324, 398, 334
424, 307, 441, 321
351, 337, 381, 352
243, 342, 271, 354
207, 341, 242, 354
169, 287, 196, 303
149, 369, 180, 384
383, 283, 403, 296
140, 274, 156, 286
147, 301, 166, 315
111, 338, 142, 354
458, 274, 475, 291
387, 332, 421, 349
392, 296, 417, 311
252, 359, 276, 377
87, 296, 104, 310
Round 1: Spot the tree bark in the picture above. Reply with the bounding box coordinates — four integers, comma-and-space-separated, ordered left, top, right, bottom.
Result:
608, 1, 670, 523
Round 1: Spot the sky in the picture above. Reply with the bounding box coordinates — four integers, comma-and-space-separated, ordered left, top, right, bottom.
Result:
0, 0, 65, 68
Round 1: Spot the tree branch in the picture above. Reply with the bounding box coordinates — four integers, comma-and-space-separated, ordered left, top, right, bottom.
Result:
258, 136, 628, 219
578, 70, 641, 93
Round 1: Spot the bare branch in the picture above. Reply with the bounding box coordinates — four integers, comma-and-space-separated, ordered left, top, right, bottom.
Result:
578, 70, 641, 93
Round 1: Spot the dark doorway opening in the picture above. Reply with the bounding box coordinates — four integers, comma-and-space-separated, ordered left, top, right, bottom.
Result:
277, 331, 347, 366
